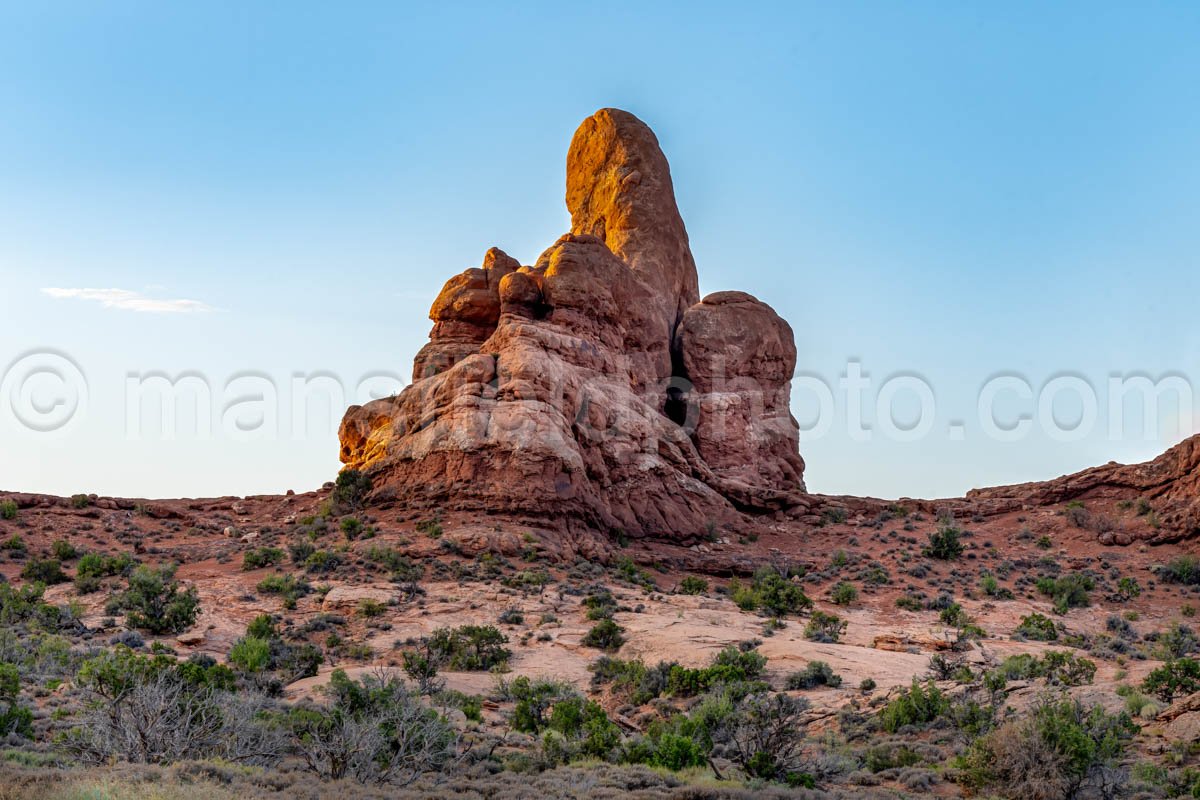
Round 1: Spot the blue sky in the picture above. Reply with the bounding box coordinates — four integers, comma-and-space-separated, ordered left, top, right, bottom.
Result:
1, 2, 1198, 500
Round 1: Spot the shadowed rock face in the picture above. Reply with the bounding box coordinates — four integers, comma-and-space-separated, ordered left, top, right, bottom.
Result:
339, 108, 806, 540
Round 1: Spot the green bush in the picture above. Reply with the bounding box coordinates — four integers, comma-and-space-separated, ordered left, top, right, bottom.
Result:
70, 494, 91, 509
679, 575, 708, 595
924, 523, 964, 560
303, 549, 341, 573
0, 662, 32, 738
959, 696, 1137, 799
993, 651, 1095, 687
830, 581, 858, 606
1016, 612, 1060, 641
106, 565, 200, 634
589, 657, 674, 705
786, 660, 842, 689
228, 636, 271, 672
241, 547, 285, 571
507, 676, 576, 733
1159, 556, 1200, 586
340, 517, 362, 538
1036, 573, 1094, 614
583, 619, 626, 652
20, 558, 68, 585
880, 680, 949, 732
665, 646, 767, 698
721, 692, 811, 783
729, 567, 811, 617
331, 469, 372, 512
1116, 576, 1141, 601
426, 625, 510, 671
582, 589, 618, 620
1143, 657, 1200, 703
256, 572, 312, 610
286, 668, 456, 782
0, 500, 17, 520
895, 594, 924, 611
804, 610, 846, 643
50, 540, 78, 561
74, 551, 136, 593
416, 518, 443, 538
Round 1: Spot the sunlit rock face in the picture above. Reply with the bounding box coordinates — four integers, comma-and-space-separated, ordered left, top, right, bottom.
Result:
339, 108, 807, 539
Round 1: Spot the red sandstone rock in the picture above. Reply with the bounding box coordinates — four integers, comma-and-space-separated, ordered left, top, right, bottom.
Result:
968, 435, 1200, 543
338, 109, 807, 540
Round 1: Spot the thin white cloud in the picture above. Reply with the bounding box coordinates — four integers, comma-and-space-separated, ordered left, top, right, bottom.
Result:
41, 287, 215, 314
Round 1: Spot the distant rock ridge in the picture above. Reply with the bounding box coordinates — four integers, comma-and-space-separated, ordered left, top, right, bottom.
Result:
339, 108, 807, 539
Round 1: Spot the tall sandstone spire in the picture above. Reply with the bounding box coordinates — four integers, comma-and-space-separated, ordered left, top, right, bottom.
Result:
338, 109, 807, 539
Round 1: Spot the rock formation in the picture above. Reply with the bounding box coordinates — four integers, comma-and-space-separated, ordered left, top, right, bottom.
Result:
339, 108, 807, 539
968, 435, 1200, 544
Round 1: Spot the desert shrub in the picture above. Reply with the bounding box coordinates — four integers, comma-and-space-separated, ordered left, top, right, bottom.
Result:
507, 676, 577, 733
339, 516, 362, 538
1040, 651, 1097, 687
583, 619, 626, 652
582, 588, 618, 620
880, 680, 949, 732
0, 500, 17, 520
303, 549, 341, 573
426, 625, 510, 671
861, 677, 878, 691
401, 645, 443, 694
679, 575, 708, 595
1016, 612, 1060, 641
288, 667, 456, 784
503, 569, 552, 592
50, 540, 78, 560
0, 662, 32, 738
241, 547, 285, 571
864, 742, 923, 772
804, 610, 846, 643
716, 691, 811, 784
541, 695, 624, 764
959, 695, 1137, 800
613, 556, 657, 589
2, 534, 26, 553
980, 574, 1013, 599
255, 572, 311, 610
589, 657, 674, 705
74, 551, 136, 593
359, 599, 388, 618
993, 652, 1094, 687
228, 636, 271, 673
1036, 573, 1094, 614
1116, 576, 1141, 601
895, 594, 924, 611
924, 523, 964, 560
786, 660, 843, 690
415, 518, 443, 538
330, 469, 372, 512
106, 565, 200, 635
1153, 622, 1199, 660
1142, 657, 1200, 703
64, 647, 278, 767
437, 689, 483, 722
20, 558, 68, 585
625, 723, 710, 771
663, 646, 767, 699
729, 566, 811, 617
928, 653, 974, 682
830, 581, 858, 606
1158, 555, 1200, 586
